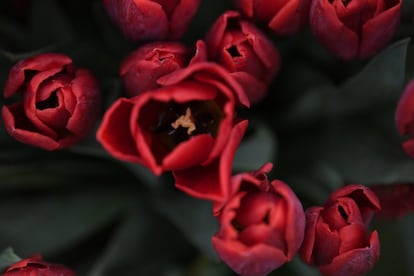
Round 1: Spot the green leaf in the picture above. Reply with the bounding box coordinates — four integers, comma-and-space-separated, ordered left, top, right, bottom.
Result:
0, 193, 124, 257
406, 42, 414, 80
286, 256, 320, 276
282, 84, 338, 125
123, 163, 161, 188
152, 191, 218, 260
187, 255, 232, 276
0, 151, 130, 190
233, 120, 277, 172
369, 215, 414, 275
90, 200, 199, 276
284, 38, 410, 123
0, 247, 21, 272
89, 208, 151, 276
317, 118, 414, 185
286, 163, 344, 206
338, 38, 410, 112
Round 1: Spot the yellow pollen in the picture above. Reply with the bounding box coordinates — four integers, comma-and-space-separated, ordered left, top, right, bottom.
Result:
171, 107, 196, 135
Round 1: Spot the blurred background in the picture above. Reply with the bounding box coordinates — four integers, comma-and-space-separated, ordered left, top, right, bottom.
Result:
0, 0, 413, 275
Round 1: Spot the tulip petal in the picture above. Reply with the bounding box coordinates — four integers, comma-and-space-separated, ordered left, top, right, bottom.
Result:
359, 1, 401, 58
24, 68, 65, 139
158, 62, 250, 108
234, 0, 254, 18
326, 184, 381, 226
395, 79, 414, 135
66, 69, 100, 137
272, 180, 305, 259
104, 0, 169, 41
239, 224, 286, 250
173, 120, 247, 202
2, 105, 61, 150
402, 138, 414, 159
255, 0, 286, 22
162, 134, 215, 171
319, 231, 380, 276
97, 97, 143, 164
338, 223, 368, 254
36, 93, 71, 132
188, 40, 209, 65
35, 76, 71, 132
3, 53, 71, 98
152, 80, 218, 102
310, 0, 359, 60
268, 0, 309, 35
212, 237, 288, 276
314, 220, 341, 265
120, 42, 189, 97
300, 206, 323, 263
169, 0, 200, 39
204, 10, 234, 59
236, 192, 279, 226
3, 256, 76, 276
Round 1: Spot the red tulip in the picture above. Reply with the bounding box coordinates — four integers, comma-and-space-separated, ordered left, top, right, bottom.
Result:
205, 10, 280, 104
1, 255, 76, 276
120, 41, 191, 97
2, 53, 101, 150
300, 185, 381, 276
97, 62, 249, 201
233, 0, 310, 35
396, 79, 414, 158
103, 0, 200, 42
120, 40, 208, 97
212, 163, 305, 276
310, 0, 402, 60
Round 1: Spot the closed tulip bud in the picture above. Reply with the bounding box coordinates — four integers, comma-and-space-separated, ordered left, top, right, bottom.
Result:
205, 11, 280, 104
300, 185, 381, 276
310, 0, 402, 60
103, 0, 200, 42
233, 0, 311, 35
120, 41, 191, 97
2, 53, 101, 150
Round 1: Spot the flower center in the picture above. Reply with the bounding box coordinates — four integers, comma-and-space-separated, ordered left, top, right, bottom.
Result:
170, 107, 196, 135
144, 100, 224, 153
